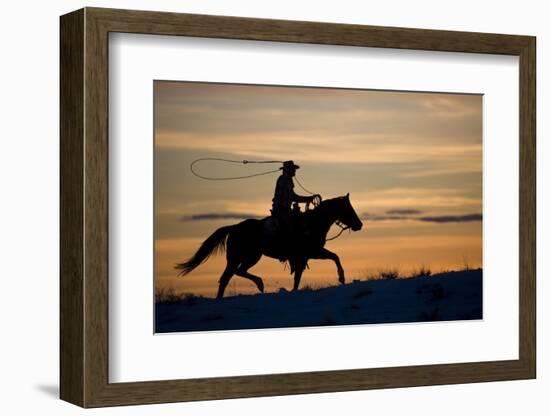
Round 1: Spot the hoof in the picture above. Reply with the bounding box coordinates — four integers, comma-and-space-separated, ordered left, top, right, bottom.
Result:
338, 270, 346, 285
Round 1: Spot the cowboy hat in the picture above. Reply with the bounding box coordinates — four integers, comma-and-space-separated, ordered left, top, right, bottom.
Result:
280, 160, 300, 170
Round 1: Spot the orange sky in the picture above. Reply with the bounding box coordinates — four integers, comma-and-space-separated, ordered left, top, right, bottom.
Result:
154, 81, 482, 297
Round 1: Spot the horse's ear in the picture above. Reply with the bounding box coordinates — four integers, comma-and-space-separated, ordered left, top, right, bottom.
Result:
346, 193, 350, 199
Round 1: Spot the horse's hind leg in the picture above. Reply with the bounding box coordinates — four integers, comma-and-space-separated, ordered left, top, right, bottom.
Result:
218, 230, 256, 298
235, 251, 264, 293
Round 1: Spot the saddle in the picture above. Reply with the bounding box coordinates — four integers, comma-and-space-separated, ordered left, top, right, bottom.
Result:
264, 210, 304, 237
264, 210, 311, 247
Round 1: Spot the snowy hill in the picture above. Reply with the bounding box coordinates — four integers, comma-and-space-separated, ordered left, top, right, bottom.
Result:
155, 269, 482, 333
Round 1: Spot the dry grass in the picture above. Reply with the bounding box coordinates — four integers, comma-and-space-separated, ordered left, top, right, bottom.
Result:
410, 265, 432, 278
361, 260, 480, 282
155, 287, 202, 305
155, 286, 182, 304
378, 267, 400, 280
363, 267, 400, 280
460, 255, 473, 271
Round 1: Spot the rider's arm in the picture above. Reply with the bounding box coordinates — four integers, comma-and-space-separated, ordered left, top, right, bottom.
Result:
292, 192, 313, 203
288, 179, 314, 203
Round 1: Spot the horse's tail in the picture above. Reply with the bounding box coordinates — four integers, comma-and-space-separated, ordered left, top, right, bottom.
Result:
175, 225, 236, 276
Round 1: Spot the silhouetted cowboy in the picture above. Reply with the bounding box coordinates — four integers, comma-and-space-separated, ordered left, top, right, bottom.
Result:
271, 161, 320, 259
271, 161, 318, 216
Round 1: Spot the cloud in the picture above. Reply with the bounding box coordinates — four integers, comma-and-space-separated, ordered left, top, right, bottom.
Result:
181, 210, 481, 224
154, 81, 482, 173
155, 131, 482, 169
364, 215, 409, 221
386, 209, 422, 215
155, 82, 481, 141
180, 212, 263, 222
363, 212, 482, 223
418, 213, 482, 223
349, 187, 482, 212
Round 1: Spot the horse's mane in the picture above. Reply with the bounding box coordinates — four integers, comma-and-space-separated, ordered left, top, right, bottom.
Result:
304, 196, 346, 219
317, 196, 346, 209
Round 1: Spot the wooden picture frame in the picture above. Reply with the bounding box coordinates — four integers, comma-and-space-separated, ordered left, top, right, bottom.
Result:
60, 7, 536, 408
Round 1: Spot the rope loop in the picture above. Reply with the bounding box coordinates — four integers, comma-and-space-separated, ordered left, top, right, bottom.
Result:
190, 158, 282, 180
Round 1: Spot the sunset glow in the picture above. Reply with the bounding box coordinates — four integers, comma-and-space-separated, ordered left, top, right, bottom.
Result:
155, 81, 482, 297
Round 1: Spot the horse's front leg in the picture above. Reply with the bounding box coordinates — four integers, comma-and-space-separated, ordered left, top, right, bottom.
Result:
291, 258, 307, 291
312, 248, 345, 284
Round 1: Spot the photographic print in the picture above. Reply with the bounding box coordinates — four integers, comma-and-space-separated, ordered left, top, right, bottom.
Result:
154, 81, 482, 333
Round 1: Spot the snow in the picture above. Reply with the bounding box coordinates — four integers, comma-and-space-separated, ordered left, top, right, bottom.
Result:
155, 269, 482, 333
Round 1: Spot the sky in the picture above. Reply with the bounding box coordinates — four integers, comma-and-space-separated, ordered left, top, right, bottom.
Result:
154, 81, 482, 297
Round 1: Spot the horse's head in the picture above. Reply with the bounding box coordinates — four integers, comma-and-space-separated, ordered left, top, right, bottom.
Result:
334, 193, 363, 231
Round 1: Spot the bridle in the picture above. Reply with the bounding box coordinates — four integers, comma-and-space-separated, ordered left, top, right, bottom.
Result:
326, 220, 351, 241
310, 197, 353, 241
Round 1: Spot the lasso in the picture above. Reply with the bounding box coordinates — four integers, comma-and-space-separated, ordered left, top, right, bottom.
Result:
189, 158, 347, 240
190, 158, 315, 196
189, 158, 281, 180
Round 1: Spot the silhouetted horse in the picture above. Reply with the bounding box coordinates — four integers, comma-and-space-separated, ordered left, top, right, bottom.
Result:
175, 194, 363, 298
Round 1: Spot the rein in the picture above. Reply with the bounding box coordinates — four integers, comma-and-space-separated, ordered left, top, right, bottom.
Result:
310, 199, 352, 242
326, 220, 350, 241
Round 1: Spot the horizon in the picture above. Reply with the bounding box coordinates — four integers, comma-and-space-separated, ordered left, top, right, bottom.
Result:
156, 266, 484, 301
